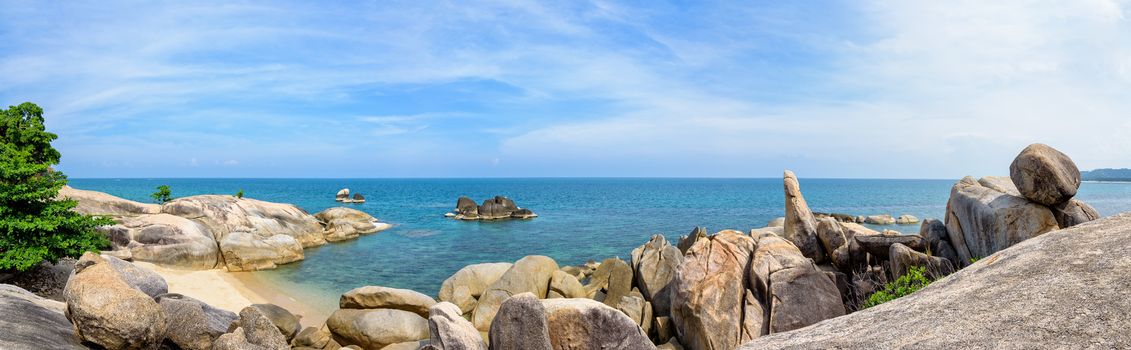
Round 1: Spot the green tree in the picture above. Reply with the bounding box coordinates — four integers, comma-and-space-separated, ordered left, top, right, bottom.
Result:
0, 102, 112, 271
151, 185, 172, 203
235, 189, 244, 199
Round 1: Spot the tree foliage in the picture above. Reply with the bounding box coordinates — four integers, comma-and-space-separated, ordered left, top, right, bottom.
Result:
151, 185, 172, 203
862, 266, 933, 308
0, 102, 112, 271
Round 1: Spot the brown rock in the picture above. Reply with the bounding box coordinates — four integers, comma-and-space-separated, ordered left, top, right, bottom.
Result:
471, 256, 558, 331
630, 234, 682, 316
63, 253, 167, 350
1051, 199, 1100, 229
1009, 143, 1081, 206
340, 286, 437, 318
783, 170, 826, 263
670, 230, 761, 349
945, 176, 1059, 265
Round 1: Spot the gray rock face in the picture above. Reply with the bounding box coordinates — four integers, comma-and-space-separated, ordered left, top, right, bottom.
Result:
452, 196, 535, 220
888, 243, 956, 280
783, 170, 826, 263
340, 285, 437, 318
1009, 143, 1081, 206
156, 293, 238, 350
1051, 199, 1100, 229
219, 231, 304, 271
671, 230, 760, 350
630, 234, 682, 317
316, 207, 388, 242
58, 185, 161, 216
945, 176, 1059, 264
471, 256, 558, 331
428, 302, 486, 350
677, 226, 708, 255
615, 290, 653, 335
101, 254, 168, 298
455, 197, 479, 216
106, 214, 221, 269
64, 253, 167, 349
864, 214, 895, 225
542, 298, 657, 350
0, 284, 85, 350
739, 213, 1131, 349
854, 232, 925, 259
162, 195, 326, 248
438, 262, 512, 315
584, 257, 633, 307
750, 234, 844, 335
487, 293, 552, 350
229, 306, 290, 350
328, 308, 429, 349
251, 303, 301, 341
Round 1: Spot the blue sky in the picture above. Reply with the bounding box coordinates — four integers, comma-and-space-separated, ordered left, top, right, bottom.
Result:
3, 1, 1131, 178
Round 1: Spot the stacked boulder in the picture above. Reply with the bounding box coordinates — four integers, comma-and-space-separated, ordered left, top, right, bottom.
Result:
448, 196, 538, 220
315, 207, 392, 242
326, 286, 436, 349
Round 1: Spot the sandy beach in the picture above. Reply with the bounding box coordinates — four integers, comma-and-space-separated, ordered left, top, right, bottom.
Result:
134, 262, 329, 328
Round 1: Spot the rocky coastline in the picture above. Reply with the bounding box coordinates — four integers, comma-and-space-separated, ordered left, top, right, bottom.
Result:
2, 143, 1125, 350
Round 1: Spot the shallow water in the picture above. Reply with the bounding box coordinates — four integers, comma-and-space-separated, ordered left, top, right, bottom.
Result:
69, 178, 1131, 314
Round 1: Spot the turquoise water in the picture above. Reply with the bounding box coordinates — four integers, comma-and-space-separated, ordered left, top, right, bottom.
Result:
68, 178, 1131, 313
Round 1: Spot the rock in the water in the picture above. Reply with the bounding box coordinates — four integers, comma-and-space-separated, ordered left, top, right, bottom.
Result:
945, 176, 1059, 265
316, 207, 389, 242
471, 256, 558, 331
438, 262, 513, 314
864, 214, 896, 225
455, 197, 479, 216
510, 208, 537, 219
336, 188, 350, 202
894, 214, 919, 225
64, 252, 167, 349
630, 234, 682, 317
854, 232, 926, 258
677, 226, 708, 255
352, 193, 366, 203
340, 285, 437, 318
219, 231, 304, 271
1051, 198, 1100, 229
250, 303, 301, 341
0, 284, 85, 350
428, 302, 486, 350
783, 170, 826, 263
584, 257, 633, 306
548, 270, 585, 299
889, 243, 955, 280
487, 293, 552, 350
739, 213, 1131, 349
542, 298, 656, 350
671, 230, 761, 349
1009, 143, 1081, 206
157, 293, 238, 350
452, 196, 535, 220
328, 308, 429, 350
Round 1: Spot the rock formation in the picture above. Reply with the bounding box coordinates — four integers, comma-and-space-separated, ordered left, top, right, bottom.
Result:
449, 196, 537, 220
340, 285, 438, 318
63, 253, 167, 349
336, 188, 350, 202
438, 262, 513, 315
316, 207, 391, 242
0, 284, 85, 349
783, 170, 825, 263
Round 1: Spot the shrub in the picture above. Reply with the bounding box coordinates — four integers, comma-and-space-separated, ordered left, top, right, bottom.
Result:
235, 189, 244, 199
151, 185, 172, 203
862, 266, 933, 309
0, 102, 113, 271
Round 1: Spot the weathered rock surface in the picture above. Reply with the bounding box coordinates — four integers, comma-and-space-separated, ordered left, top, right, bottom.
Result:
316, 207, 390, 242
340, 285, 437, 318
59, 185, 161, 216
783, 170, 826, 263
1051, 199, 1100, 229
1009, 143, 1081, 206
894, 214, 919, 225
542, 298, 656, 350
251, 303, 301, 341
854, 232, 925, 258
677, 227, 708, 255
336, 188, 350, 202
427, 302, 486, 350
864, 214, 895, 225
739, 213, 1131, 349
472, 255, 558, 331
292, 326, 332, 349
157, 293, 238, 350
750, 234, 844, 334
101, 254, 168, 298
328, 308, 429, 350
671, 230, 760, 350
0, 284, 85, 350
451, 196, 536, 220
487, 293, 552, 350
889, 243, 955, 280
547, 270, 585, 299
945, 176, 1059, 264
630, 234, 682, 317
107, 214, 221, 269
219, 231, 304, 271
162, 195, 326, 248
438, 262, 512, 314
64, 253, 167, 349
615, 290, 653, 335
584, 257, 633, 306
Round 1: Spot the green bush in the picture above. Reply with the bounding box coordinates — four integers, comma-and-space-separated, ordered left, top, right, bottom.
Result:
235, 189, 244, 199
151, 185, 172, 203
0, 102, 113, 271
862, 266, 933, 308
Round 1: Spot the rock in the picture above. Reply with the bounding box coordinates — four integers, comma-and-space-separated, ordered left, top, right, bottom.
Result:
455, 197, 479, 216
894, 214, 919, 225
428, 302, 486, 350
471, 256, 558, 331
671, 230, 761, 349
542, 298, 656, 350
100, 254, 168, 298
487, 293, 552, 350
854, 232, 925, 259
328, 308, 429, 350
944, 176, 1059, 265
750, 226, 784, 237
510, 208, 537, 219
978, 176, 1022, 196
219, 231, 304, 271
157, 293, 238, 350
783, 170, 826, 263
336, 188, 350, 202
110, 214, 221, 269
854, 215, 866, 223
250, 303, 301, 341
738, 212, 1131, 349
765, 217, 785, 228
677, 226, 708, 255
0, 284, 85, 350
1009, 143, 1081, 206
933, 240, 960, 267
815, 218, 847, 256
58, 185, 161, 215
452, 196, 535, 220
547, 270, 585, 299
438, 263, 513, 315
615, 291, 653, 335
64, 252, 167, 349
478, 196, 518, 218
386, 340, 428, 349
340, 286, 437, 318
864, 214, 895, 225
889, 243, 956, 280
3, 257, 75, 301
658, 338, 685, 350
1051, 199, 1100, 228
749, 234, 844, 334
161, 195, 326, 249
653, 316, 675, 344
918, 219, 949, 253
292, 326, 332, 349
583, 257, 633, 306
316, 207, 389, 242
230, 306, 291, 349
352, 193, 366, 203
839, 223, 878, 266
630, 234, 682, 317
213, 329, 269, 350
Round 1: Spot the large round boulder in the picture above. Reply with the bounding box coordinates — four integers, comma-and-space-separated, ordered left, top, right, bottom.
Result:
327, 308, 429, 350
219, 231, 304, 271
251, 303, 301, 341
471, 256, 558, 331
671, 230, 762, 349
101, 254, 169, 298
630, 234, 683, 316
112, 214, 221, 269
161, 195, 326, 249
64, 253, 167, 349
156, 293, 238, 350
487, 293, 552, 350
428, 302, 487, 350
0, 285, 85, 350
541, 298, 656, 350
1009, 143, 1081, 206
340, 285, 437, 318
438, 262, 513, 314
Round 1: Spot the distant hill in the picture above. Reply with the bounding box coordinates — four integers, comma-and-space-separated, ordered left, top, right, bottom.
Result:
1081, 168, 1131, 182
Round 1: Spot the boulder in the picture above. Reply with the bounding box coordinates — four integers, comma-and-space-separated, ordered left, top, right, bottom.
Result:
840, 223, 879, 266
542, 298, 657, 350
64, 253, 167, 349
316, 207, 389, 242
765, 217, 785, 228
230, 306, 290, 349
815, 218, 847, 255
292, 326, 332, 349
0, 284, 85, 350
1009, 143, 1081, 206
671, 230, 761, 349
864, 214, 895, 225
251, 303, 301, 341
854, 232, 926, 259
478, 196, 519, 219
487, 293, 552, 350
630, 234, 682, 317
548, 270, 585, 299
110, 214, 221, 269
471, 256, 558, 331
783, 170, 826, 263
738, 212, 1131, 349
945, 176, 1059, 265
455, 197, 479, 216
161, 195, 326, 249
327, 308, 429, 350
510, 208, 537, 219
1, 257, 74, 301
889, 243, 956, 280
438, 263, 513, 314
219, 231, 304, 271
58, 185, 161, 216
336, 188, 350, 202
750, 234, 844, 334
428, 302, 487, 350
101, 254, 168, 298
918, 219, 949, 253
894, 214, 919, 225
978, 176, 1022, 196
340, 286, 437, 318
352, 193, 366, 203
677, 227, 708, 255
615, 291, 653, 334
653, 316, 675, 345
157, 293, 238, 350
583, 257, 633, 306
1051, 199, 1100, 229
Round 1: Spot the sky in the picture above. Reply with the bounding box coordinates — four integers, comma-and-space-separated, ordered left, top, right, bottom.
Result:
2, 0, 1131, 178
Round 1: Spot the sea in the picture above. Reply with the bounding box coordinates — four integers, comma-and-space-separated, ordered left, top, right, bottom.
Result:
68, 178, 1131, 313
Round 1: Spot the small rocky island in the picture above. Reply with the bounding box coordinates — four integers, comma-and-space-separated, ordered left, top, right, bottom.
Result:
335, 188, 366, 203
446, 196, 537, 220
